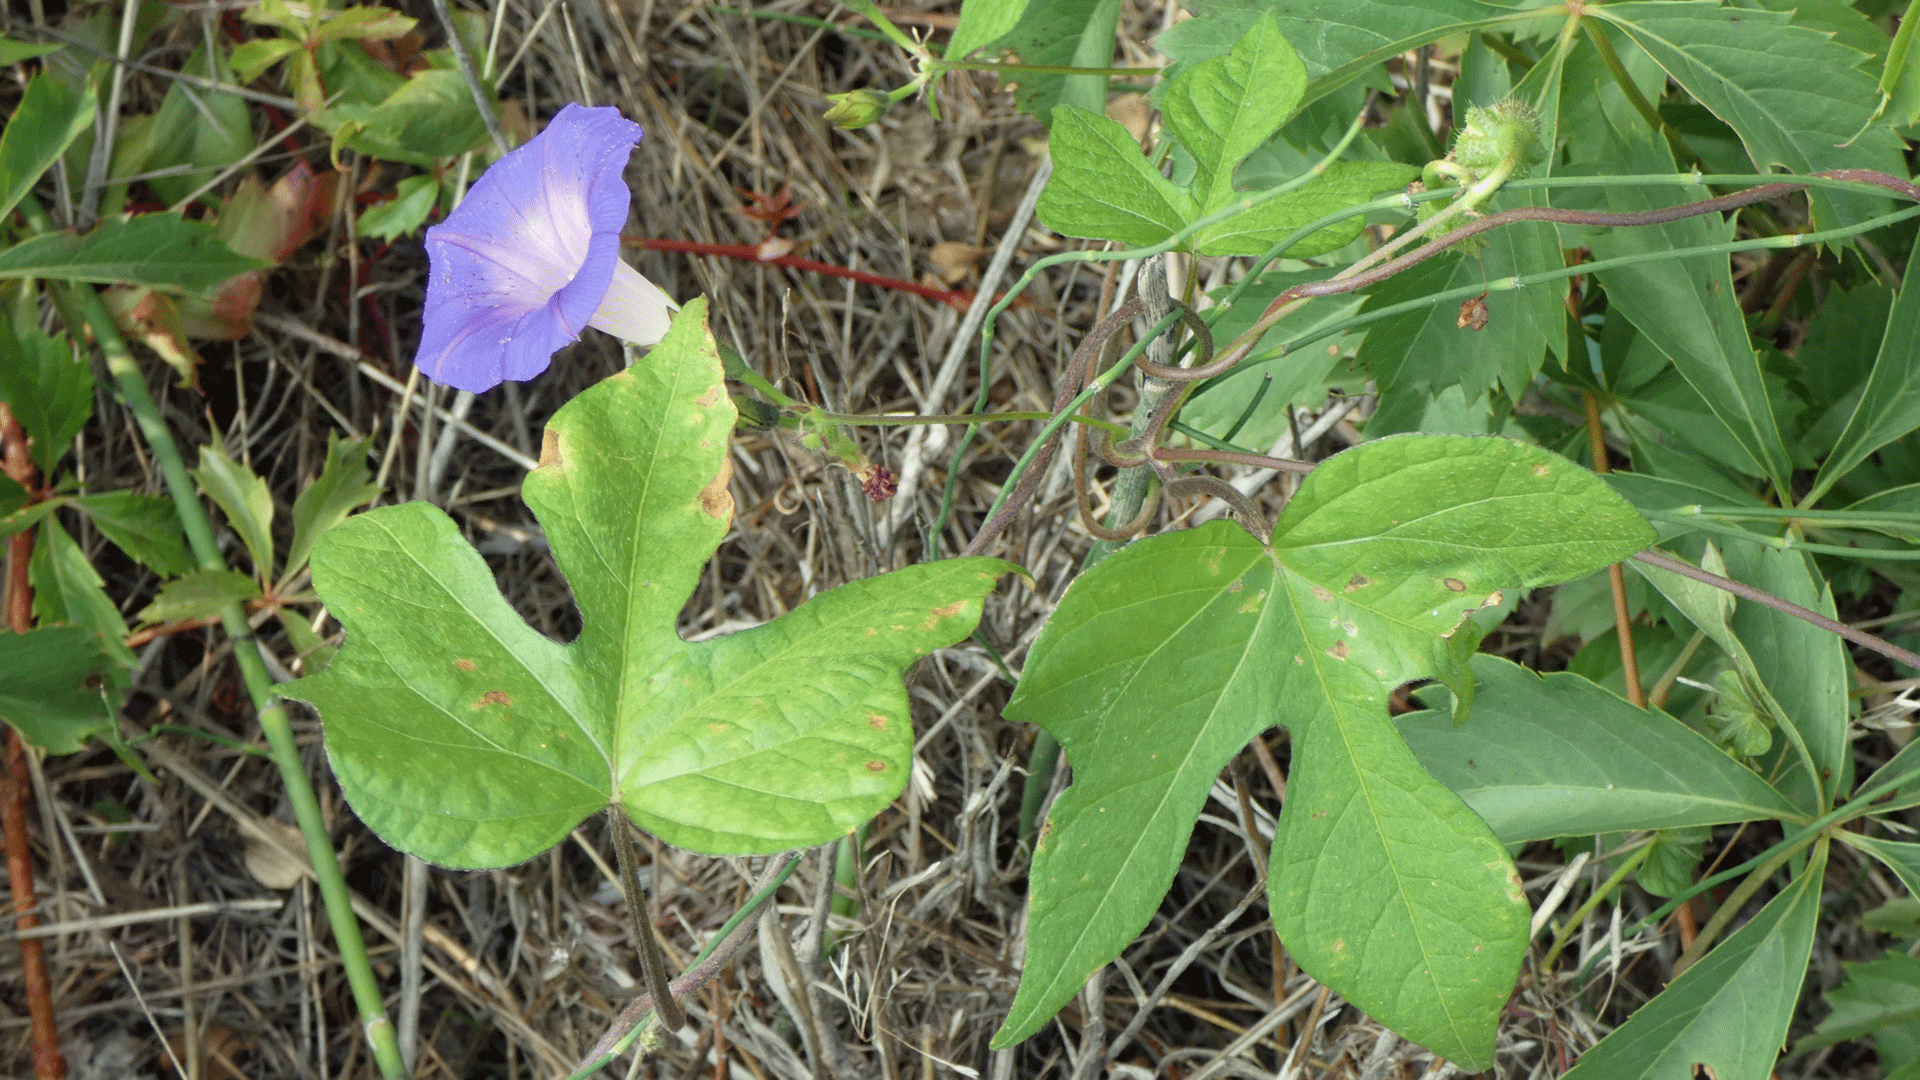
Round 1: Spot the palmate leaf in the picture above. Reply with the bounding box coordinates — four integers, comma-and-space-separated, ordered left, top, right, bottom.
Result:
287, 302, 1014, 867
995, 435, 1654, 1066
1592, 1, 1906, 233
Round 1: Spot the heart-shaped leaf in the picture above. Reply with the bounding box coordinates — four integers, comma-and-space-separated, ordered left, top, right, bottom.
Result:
287, 301, 1015, 867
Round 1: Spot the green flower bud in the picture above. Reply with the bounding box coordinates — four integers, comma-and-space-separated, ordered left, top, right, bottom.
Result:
1451, 98, 1546, 177
823, 89, 892, 130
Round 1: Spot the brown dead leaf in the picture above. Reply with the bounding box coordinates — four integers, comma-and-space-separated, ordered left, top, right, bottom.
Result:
927, 240, 990, 285
1106, 93, 1153, 148
244, 818, 309, 891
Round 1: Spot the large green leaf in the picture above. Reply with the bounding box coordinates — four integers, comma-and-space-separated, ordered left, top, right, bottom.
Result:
1161, 14, 1304, 218
1399, 655, 1799, 842
1586, 130, 1794, 492
1037, 16, 1410, 255
946, 0, 1028, 60
1594, 2, 1906, 232
1807, 241, 1920, 503
0, 317, 91, 478
1036, 105, 1197, 246
0, 626, 115, 755
1560, 845, 1826, 1080
0, 72, 96, 224
996, 434, 1654, 1066
0, 214, 268, 292
287, 302, 1013, 867
1155, 0, 1536, 109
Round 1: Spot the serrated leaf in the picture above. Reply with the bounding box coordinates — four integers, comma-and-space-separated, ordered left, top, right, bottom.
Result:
1037, 105, 1196, 246
316, 69, 491, 168
1808, 241, 1920, 503
1157, 0, 1539, 110
0, 72, 96, 225
996, 434, 1655, 1066
0, 318, 91, 477
72, 492, 193, 577
947, 0, 1028, 60
1794, 950, 1920, 1057
1398, 655, 1798, 843
1161, 14, 1303, 216
1587, 130, 1793, 492
29, 519, 136, 678
285, 302, 1014, 868
1594, 2, 1906, 232
1560, 844, 1825, 1080
1636, 825, 1709, 898
310, 5, 417, 43
137, 569, 264, 625
0, 626, 115, 755
283, 432, 382, 588
193, 439, 276, 581
0, 214, 270, 292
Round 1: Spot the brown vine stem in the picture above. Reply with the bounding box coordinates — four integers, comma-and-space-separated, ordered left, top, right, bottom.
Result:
1204, 169, 1920, 383
1583, 391, 1645, 708
1633, 549, 1920, 671
0, 403, 67, 1080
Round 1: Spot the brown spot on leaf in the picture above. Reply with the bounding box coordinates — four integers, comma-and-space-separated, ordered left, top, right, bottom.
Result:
1327, 641, 1349, 660
699, 458, 734, 520
932, 601, 964, 619
538, 429, 561, 469
868, 713, 889, 730
475, 691, 512, 708
454, 658, 476, 672
697, 384, 723, 407
1345, 574, 1370, 592
1533, 463, 1551, 477
865, 760, 887, 772
1312, 585, 1334, 602
1443, 577, 1466, 592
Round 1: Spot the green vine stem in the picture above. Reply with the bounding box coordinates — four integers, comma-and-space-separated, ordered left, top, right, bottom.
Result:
570, 852, 805, 1076
1539, 840, 1652, 972
19, 195, 409, 1080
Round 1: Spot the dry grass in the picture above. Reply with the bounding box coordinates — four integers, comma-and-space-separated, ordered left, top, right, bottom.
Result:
0, 1, 1905, 1078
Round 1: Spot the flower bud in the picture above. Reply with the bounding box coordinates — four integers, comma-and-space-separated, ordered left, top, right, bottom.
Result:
1451, 98, 1546, 177
823, 89, 891, 130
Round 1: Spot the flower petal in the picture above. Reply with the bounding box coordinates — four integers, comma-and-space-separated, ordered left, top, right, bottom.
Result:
589, 260, 678, 347
415, 103, 642, 393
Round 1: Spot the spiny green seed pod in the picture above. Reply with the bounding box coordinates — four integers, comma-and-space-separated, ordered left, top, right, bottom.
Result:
823, 88, 892, 130
1451, 98, 1546, 177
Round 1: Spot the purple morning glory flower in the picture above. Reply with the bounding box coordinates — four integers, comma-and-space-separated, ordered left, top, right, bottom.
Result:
415, 103, 676, 393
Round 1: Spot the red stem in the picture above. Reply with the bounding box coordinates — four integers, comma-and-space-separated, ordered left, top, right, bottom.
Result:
626, 237, 1024, 310
0, 405, 66, 1079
